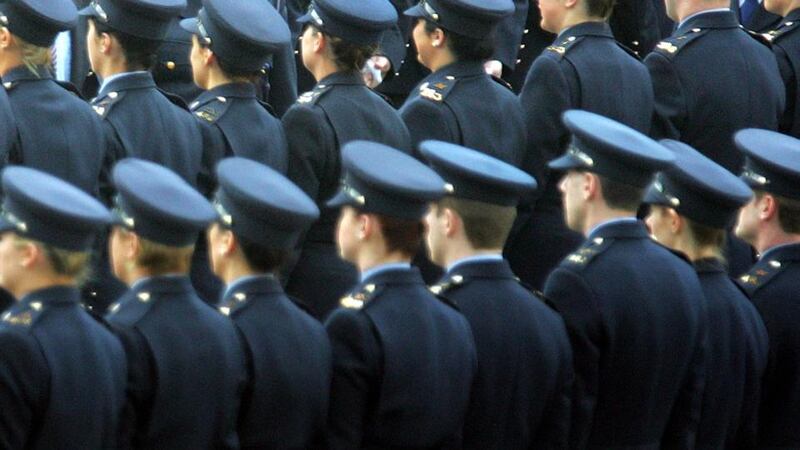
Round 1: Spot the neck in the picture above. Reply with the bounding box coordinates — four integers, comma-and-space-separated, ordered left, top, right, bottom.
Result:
582, 206, 636, 236
558, 14, 604, 34
672, 233, 721, 261
426, 50, 456, 73
205, 66, 236, 90
442, 245, 502, 268
95, 56, 134, 80
755, 228, 800, 255
13, 276, 74, 300
357, 252, 410, 273
218, 257, 260, 285
779, 3, 800, 16
310, 59, 340, 83
0, 53, 23, 77
676, 2, 729, 23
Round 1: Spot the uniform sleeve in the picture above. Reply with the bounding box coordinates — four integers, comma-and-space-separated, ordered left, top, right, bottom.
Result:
267, 42, 299, 118
110, 325, 157, 450
283, 105, 335, 203
399, 98, 454, 157
324, 309, 381, 450
734, 315, 768, 449
543, 268, 601, 449
661, 318, 706, 449
533, 320, 574, 450
492, 0, 529, 70
197, 121, 228, 197
645, 52, 687, 141
773, 45, 796, 134
0, 331, 48, 449
518, 55, 572, 184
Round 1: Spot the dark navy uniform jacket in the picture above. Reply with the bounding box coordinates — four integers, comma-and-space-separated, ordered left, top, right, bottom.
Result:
738, 243, 800, 448
511, 22, 653, 290
4, 65, 108, 197
694, 258, 768, 448
282, 71, 411, 319
218, 275, 331, 449
432, 259, 573, 450
399, 61, 525, 165
731, 0, 782, 31
92, 72, 204, 189
325, 267, 477, 449
543, 220, 707, 449
0, 286, 126, 449
106, 276, 245, 449
645, 10, 785, 174
191, 82, 289, 191
767, 10, 800, 138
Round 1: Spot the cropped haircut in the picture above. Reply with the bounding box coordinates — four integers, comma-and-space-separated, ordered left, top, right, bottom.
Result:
371, 213, 425, 258
436, 197, 517, 249
91, 18, 161, 71
597, 175, 645, 211
308, 24, 378, 72
422, 19, 495, 62
756, 190, 800, 234
236, 233, 289, 274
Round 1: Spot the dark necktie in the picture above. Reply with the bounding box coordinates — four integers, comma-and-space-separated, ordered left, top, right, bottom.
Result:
740, 0, 760, 27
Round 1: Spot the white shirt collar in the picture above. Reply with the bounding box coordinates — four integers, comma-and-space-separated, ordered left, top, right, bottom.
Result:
360, 262, 411, 283
586, 217, 639, 238
99, 70, 148, 94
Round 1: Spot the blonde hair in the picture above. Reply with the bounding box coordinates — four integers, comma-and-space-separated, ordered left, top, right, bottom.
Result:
13, 235, 90, 281
12, 33, 52, 75
120, 228, 194, 275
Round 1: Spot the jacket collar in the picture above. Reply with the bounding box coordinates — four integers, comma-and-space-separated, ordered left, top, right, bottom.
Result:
693, 257, 727, 274
2, 65, 52, 85
678, 9, 739, 33
316, 70, 366, 87
587, 220, 650, 241
558, 21, 614, 40
17, 285, 80, 308
191, 82, 256, 110
130, 275, 195, 296
445, 258, 517, 281
360, 266, 425, 287
221, 275, 283, 304
432, 60, 486, 79
98, 71, 156, 98
759, 242, 800, 263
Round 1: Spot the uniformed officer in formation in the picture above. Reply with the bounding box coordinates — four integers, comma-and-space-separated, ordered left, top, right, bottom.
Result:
282, 0, 411, 320
105, 158, 244, 449
209, 157, 332, 449
646, 0, 786, 276
644, 140, 769, 448
399, 0, 526, 165
544, 110, 707, 448
511, 0, 654, 291
421, 140, 574, 449
325, 140, 476, 449
0, 167, 126, 449
764, 0, 800, 137
734, 128, 800, 448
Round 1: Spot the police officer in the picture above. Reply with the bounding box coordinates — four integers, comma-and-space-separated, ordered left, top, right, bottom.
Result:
181, 0, 290, 179
282, 0, 411, 320
511, 0, 654, 291
734, 129, 800, 448
733, 0, 782, 30
0, 167, 126, 448
544, 110, 706, 448
421, 140, 573, 449
646, 0, 785, 276
209, 158, 331, 449
105, 158, 244, 449
763, 0, 800, 137
399, 0, 525, 165
325, 140, 476, 449
643, 140, 768, 448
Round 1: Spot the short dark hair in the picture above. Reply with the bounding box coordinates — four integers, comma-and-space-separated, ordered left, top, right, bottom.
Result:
237, 234, 289, 273
91, 18, 161, 71
585, 0, 616, 19
373, 214, 424, 258
436, 197, 516, 249
197, 37, 262, 80
308, 24, 378, 72
756, 191, 800, 234
422, 19, 495, 62
598, 175, 645, 211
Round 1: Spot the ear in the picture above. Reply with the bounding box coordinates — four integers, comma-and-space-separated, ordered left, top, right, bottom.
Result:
127, 231, 142, 260
0, 27, 13, 50
442, 207, 460, 238
220, 228, 237, 256
18, 241, 40, 270
431, 27, 446, 48
564, 0, 580, 9
359, 212, 374, 240
667, 207, 683, 234
99, 31, 113, 55
313, 31, 326, 55
760, 194, 778, 221
583, 172, 599, 201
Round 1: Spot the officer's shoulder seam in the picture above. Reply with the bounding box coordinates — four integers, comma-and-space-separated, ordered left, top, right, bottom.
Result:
417, 74, 458, 103
92, 90, 126, 118
560, 236, 613, 271
296, 84, 334, 106
429, 273, 471, 296
191, 96, 232, 124
653, 27, 708, 58
544, 35, 586, 59
339, 283, 384, 311
738, 259, 787, 294
767, 20, 800, 43
218, 291, 253, 317
0, 302, 46, 329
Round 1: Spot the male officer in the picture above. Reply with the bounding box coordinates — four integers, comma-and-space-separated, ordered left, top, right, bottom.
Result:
644, 140, 768, 448
0, 167, 126, 448
763, 0, 800, 137
325, 141, 476, 449
544, 110, 706, 448
209, 158, 331, 449
646, 0, 785, 276
511, 0, 654, 290
733, 0, 782, 30
734, 129, 800, 448
421, 140, 573, 449
181, 0, 290, 182
282, 0, 411, 319
400, 0, 525, 165
105, 158, 244, 449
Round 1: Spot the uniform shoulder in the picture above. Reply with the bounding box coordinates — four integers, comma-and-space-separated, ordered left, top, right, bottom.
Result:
337, 283, 384, 312
558, 236, 613, 272
91, 90, 127, 118
651, 27, 709, 59
157, 88, 189, 110
415, 72, 459, 103
296, 83, 334, 107
105, 291, 157, 327
0, 301, 47, 331
738, 258, 787, 295
543, 34, 587, 60
190, 95, 233, 125
766, 20, 800, 44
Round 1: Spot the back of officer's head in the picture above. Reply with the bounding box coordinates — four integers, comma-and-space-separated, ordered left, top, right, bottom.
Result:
89, 19, 161, 71
432, 198, 516, 250
306, 24, 379, 73
420, 19, 495, 63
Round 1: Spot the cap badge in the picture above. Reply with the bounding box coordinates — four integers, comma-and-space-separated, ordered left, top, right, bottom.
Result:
566, 145, 594, 167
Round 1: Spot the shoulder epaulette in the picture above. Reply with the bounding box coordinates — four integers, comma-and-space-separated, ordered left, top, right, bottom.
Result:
0, 301, 45, 328
106, 290, 156, 324
429, 273, 467, 295
158, 88, 189, 110
297, 84, 333, 106
562, 236, 613, 270
418, 74, 458, 103
218, 291, 251, 317
741, 26, 773, 48
738, 258, 786, 295
339, 283, 382, 310
190, 96, 232, 124
544, 35, 585, 59
653, 27, 707, 58
764, 20, 799, 43
91, 90, 126, 118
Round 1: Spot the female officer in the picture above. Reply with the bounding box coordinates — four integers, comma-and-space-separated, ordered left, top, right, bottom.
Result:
282, 0, 411, 319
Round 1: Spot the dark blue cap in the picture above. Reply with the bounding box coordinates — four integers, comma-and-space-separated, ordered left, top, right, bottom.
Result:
644, 140, 753, 229
0, 0, 77, 47
405, 0, 514, 39
79, 0, 186, 41
549, 110, 675, 188
735, 129, 800, 201
180, 0, 290, 72
214, 158, 319, 250
419, 140, 537, 206
112, 158, 216, 247
0, 167, 112, 251
297, 0, 397, 45
327, 140, 448, 220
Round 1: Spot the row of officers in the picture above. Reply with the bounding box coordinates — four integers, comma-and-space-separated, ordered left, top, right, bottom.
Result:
3, 115, 800, 450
